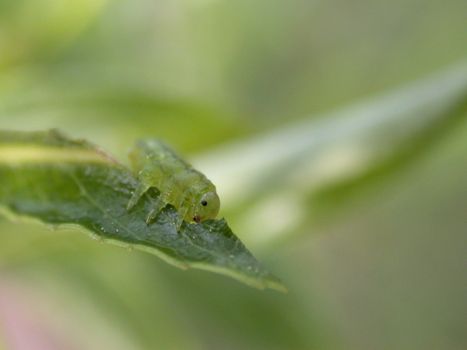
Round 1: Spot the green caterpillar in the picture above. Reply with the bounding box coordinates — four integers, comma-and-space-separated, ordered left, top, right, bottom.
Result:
127, 140, 220, 230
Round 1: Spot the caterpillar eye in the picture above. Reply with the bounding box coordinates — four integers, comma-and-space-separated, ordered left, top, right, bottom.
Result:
201, 200, 208, 206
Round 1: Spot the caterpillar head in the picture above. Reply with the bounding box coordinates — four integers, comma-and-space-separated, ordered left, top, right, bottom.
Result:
193, 191, 220, 223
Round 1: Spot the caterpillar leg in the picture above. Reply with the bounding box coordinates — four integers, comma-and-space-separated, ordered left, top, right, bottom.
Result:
172, 192, 192, 231
145, 198, 166, 224
127, 183, 150, 211
175, 206, 189, 231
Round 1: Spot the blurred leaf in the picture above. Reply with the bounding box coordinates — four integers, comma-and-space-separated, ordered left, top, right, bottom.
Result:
195, 63, 467, 244
0, 65, 247, 155
0, 0, 108, 68
311, 83, 467, 217
0, 130, 286, 292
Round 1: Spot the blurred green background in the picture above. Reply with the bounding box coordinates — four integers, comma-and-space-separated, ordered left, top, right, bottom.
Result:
0, 1, 466, 349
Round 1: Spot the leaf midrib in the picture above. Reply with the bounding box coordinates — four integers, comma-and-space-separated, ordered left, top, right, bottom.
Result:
0, 145, 113, 165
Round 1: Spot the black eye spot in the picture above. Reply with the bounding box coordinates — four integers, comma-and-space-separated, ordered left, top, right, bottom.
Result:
201, 200, 208, 206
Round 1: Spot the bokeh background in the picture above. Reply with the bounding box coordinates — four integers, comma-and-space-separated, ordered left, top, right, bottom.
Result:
0, 1, 466, 349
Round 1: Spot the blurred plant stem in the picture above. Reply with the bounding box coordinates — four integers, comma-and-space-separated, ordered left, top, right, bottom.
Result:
195, 62, 467, 245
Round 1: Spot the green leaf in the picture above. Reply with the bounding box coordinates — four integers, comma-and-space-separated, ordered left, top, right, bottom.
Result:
0, 129, 286, 293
